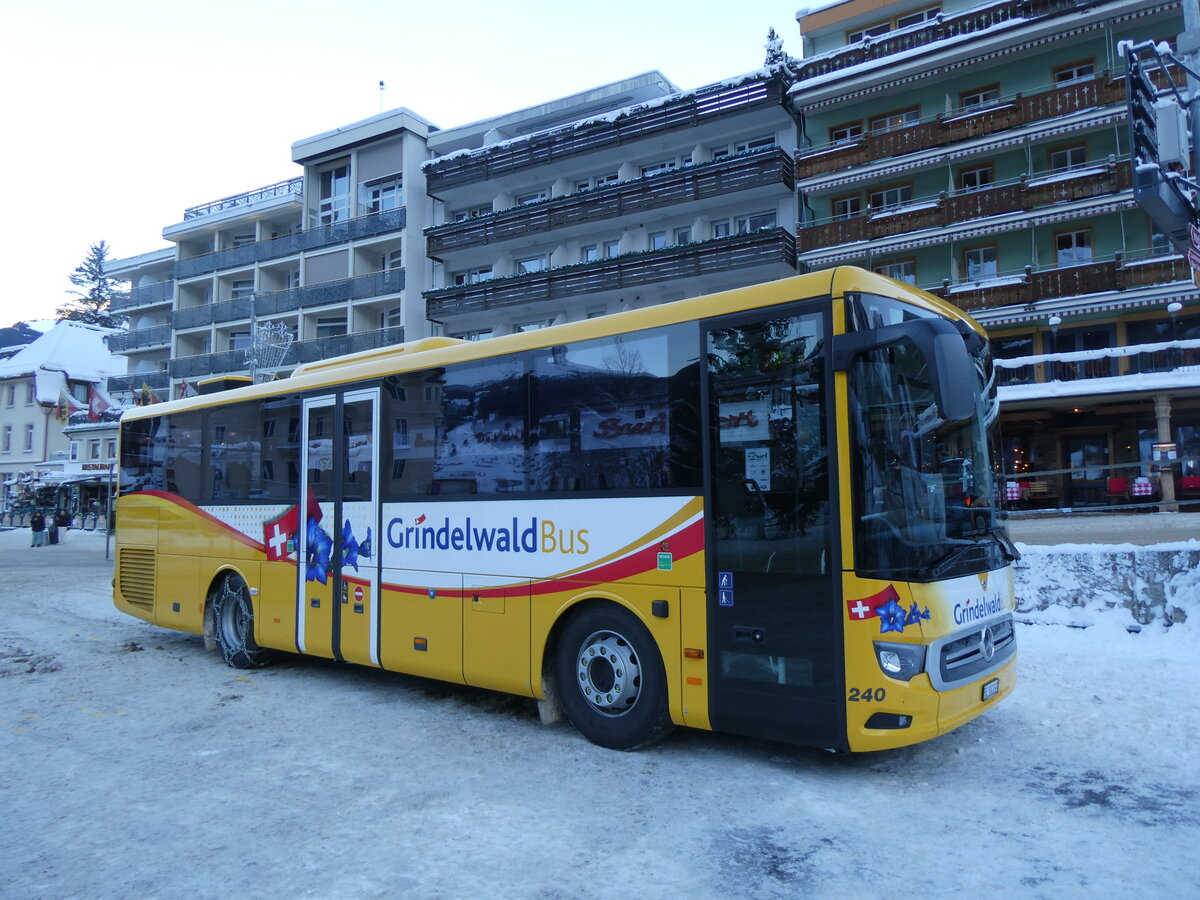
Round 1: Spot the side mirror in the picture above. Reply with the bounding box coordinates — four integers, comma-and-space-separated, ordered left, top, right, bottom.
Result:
832, 317, 977, 423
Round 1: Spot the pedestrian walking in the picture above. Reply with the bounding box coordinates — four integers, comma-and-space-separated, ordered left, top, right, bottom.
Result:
30, 509, 46, 548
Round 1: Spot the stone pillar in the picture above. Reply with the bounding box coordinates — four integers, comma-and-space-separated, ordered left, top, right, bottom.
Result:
1155, 392, 1177, 510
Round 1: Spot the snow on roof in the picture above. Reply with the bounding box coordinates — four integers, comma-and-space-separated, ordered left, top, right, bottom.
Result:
0, 321, 126, 397
423, 68, 779, 169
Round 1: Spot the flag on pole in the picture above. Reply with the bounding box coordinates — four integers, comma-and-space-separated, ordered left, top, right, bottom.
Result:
139, 382, 160, 406
87, 384, 110, 423
55, 389, 83, 424
179, 379, 193, 399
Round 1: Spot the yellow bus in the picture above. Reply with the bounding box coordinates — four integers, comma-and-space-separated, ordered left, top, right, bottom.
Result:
114, 267, 1018, 752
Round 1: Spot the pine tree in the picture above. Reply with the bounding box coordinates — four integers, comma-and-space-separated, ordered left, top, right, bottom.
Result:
58, 241, 127, 327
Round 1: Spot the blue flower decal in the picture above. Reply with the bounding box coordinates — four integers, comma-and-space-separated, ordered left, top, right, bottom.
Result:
305, 517, 333, 584
342, 519, 361, 571
903, 602, 931, 627
359, 527, 372, 561
876, 597, 908, 634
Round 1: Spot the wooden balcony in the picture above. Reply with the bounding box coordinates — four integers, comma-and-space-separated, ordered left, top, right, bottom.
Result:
425, 73, 790, 192
797, 163, 1132, 254
930, 256, 1193, 313
425, 229, 797, 318
796, 76, 1126, 179
426, 149, 794, 254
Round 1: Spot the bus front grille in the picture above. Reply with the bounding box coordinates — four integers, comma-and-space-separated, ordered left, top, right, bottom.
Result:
937, 615, 1015, 687
118, 548, 156, 612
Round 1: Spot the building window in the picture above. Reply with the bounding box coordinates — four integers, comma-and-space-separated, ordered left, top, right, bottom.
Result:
1053, 61, 1095, 85
964, 245, 998, 281
231, 232, 256, 247
673, 226, 693, 245
315, 316, 348, 339
603, 240, 621, 258
451, 329, 494, 342
869, 184, 913, 211
382, 248, 403, 271
896, 6, 940, 28
1050, 144, 1087, 173
734, 211, 776, 233
69, 441, 79, 461
25, 382, 34, 406
1055, 230, 1093, 266
4, 384, 13, 407
829, 122, 863, 145
229, 332, 252, 351
515, 320, 552, 333
581, 244, 599, 262
452, 204, 491, 221
640, 159, 679, 178
874, 260, 916, 285
516, 255, 548, 274
515, 189, 548, 206
451, 266, 493, 286
960, 85, 1000, 112
649, 231, 668, 250
847, 20, 890, 43
317, 164, 350, 225
959, 166, 993, 192
2, 425, 10, 453
711, 135, 775, 159
88, 439, 101, 460
26, 424, 36, 452
712, 219, 731, 238
869, 107, 920, 133
832, 195, 861, 220
361, 174, 403, 212
1151, 231, 1172, 255
575, 172, 619, 191
383, 306, 403, 329
231, 279, 255, 301
107, 439, 117, 459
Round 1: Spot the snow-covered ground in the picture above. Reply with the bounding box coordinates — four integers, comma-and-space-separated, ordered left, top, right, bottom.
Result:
1, 527, 1197, 899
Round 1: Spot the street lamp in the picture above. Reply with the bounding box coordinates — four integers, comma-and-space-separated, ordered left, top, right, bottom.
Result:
1048, 315, 1062, 381
1167, 301, 1183, 369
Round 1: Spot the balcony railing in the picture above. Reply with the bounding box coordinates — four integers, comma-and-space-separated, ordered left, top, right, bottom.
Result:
111, 280, 174, 312
928, 254, 1192, 314
795, 0, 1093, 85
175, 208, 406, 279
183, 177, 303, 220
425, 229, 797, 318
996, 338, 1200, 387
107, 372, 170, 395
796, 76, 1126, 179
797, 163, 1132, 255
107, 324, 172, 353
168, 327, 405, 380
173, 269, 406, 330
425, 73, 789, 191
426, 149, 794, 254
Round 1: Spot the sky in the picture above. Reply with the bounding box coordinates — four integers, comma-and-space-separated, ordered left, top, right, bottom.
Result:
0, 0, 806, 325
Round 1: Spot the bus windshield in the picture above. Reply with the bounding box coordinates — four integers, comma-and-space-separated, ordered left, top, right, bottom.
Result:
849, 302, 1013, 581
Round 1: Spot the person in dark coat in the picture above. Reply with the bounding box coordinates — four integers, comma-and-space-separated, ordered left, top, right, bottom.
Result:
54, 508, 70, 544
30, 510, 46, 547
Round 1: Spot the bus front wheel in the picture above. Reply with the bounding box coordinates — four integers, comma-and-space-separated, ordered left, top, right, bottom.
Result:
555, 604, 673, 751
212, 573, 275, 670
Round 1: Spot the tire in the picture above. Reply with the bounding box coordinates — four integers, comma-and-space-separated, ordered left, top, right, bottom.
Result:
212, 572, 275, 669
555, 604, 673, 751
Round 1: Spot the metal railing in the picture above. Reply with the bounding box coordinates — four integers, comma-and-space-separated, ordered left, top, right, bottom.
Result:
106, 324, 172, 352
995, 338, 1200, 386
183, 177, 303, 220
426, 149, 794, 254
168, 326, 405, 379
107, 372, 170, 394
111, 279, 174, 312
174, 207, 406, 279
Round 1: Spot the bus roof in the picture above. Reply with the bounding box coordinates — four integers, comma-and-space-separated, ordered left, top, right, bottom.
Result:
122, 267, 980, 422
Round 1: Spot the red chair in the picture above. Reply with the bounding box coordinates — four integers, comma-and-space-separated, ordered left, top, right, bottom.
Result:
1106, 477, 1128, 500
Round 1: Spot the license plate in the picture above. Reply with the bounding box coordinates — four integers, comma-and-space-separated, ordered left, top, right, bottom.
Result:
982, 678, 999, 701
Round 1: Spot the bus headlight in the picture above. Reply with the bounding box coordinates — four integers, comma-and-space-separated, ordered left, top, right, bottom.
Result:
874, 641, 925, 681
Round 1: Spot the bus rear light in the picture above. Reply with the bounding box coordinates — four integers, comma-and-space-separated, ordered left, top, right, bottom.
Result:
874, 641, 925, 681
683, 648, 704, 659
686, 676, 703, 685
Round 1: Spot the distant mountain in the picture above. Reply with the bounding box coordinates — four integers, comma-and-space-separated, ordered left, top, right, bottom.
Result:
0, 321, 45, 351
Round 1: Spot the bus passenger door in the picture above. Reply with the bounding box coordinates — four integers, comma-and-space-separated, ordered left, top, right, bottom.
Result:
297, 390, 381, 665
703, 308, 842, 747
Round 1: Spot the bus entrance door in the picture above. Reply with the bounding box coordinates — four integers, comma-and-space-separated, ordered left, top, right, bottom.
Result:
704, 309, 841, 747
297, 390, 381, 666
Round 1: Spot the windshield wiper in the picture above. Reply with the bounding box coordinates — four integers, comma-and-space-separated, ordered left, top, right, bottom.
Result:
926, 541, 986, 580
991, 526, 1020, 562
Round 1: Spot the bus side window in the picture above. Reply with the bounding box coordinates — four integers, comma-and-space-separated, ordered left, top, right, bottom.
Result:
382, 372, 443, 497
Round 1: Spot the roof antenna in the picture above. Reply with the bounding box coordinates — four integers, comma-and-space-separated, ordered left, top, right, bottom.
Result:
379, 80, 386, 114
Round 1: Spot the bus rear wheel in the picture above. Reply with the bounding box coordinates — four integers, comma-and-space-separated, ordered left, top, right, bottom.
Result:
555, 604, 673, 751
212, 572, 275, 669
